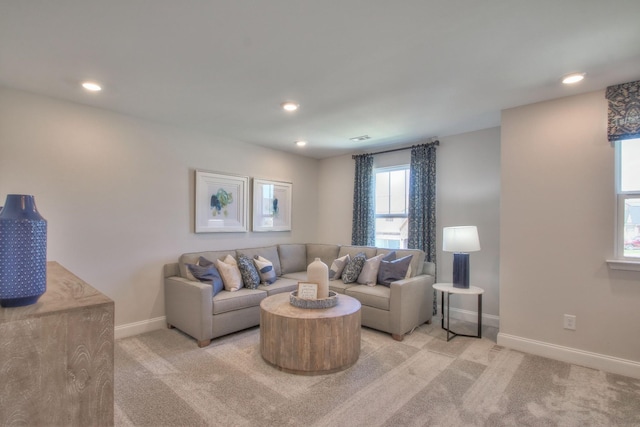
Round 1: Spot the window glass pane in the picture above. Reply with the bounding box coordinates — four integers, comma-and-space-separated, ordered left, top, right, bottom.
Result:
624, 198, 640, 258
375, 217, 409, 249
375, 171, 390, 215
374, 166, 410, 248
621, 138, 640, 192
389, 170, 407, 214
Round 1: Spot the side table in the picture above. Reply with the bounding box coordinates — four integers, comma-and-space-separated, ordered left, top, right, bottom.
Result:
432, 283, 484, 342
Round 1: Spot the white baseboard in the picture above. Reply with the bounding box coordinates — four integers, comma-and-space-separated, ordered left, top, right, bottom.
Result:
497, 332, 640, 380
436, 304, 500, 328
115, 316, 167, 340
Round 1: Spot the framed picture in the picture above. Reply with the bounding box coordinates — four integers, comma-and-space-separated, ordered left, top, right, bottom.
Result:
252, 179, 292, 232
297, 282, 318, 300
195, 170, 249, 233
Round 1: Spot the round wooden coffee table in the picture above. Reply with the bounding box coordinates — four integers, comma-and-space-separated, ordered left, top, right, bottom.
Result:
260, 292, 361, 375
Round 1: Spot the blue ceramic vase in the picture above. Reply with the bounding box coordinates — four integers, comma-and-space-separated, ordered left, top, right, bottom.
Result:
0, 194, 47, 307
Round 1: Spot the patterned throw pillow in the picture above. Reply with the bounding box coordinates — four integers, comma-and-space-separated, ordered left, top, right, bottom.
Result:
186, 263, 224, 296
357, 253, 386, 286
377, 254, 413, 286
216, 256, 243, 291
341, 252, 366, 284
253, 255, 277, 285
237, 254, 260, 289
329, 254, 350, 280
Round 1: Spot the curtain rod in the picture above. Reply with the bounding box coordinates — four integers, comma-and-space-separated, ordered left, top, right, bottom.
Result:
352, 139, 439, 159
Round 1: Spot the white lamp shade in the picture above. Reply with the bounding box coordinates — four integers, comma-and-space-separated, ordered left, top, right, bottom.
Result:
443, 226, 480, 252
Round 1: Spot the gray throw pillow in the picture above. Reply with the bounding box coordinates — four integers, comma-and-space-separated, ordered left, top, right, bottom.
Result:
377, 254, 413, 286
198, 256, 214, 267
187, 263, 224, 296
357, 253, 386, 286
237, 254, 261, 289
329, 254, 350, 280
381, 251, 396, 262
341, 252, 366, 284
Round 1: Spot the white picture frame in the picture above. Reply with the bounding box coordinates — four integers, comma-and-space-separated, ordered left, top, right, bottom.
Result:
252, 178, 292, 232
195, 170, 249, 233
297, 282, 318, 300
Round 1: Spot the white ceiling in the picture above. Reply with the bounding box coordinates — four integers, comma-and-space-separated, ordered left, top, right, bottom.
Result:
1, 1, 639, 159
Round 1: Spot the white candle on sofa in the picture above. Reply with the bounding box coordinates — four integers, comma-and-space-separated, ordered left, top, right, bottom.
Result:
307, 258, 329, 299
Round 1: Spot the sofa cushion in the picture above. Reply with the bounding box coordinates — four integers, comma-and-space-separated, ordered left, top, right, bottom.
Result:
236, 246, 282, 277
237, 254, 260, 289
328, 279, 357, 294
346, 285, 390, 311
357, 253, 386, 286
281, 271, 307, 282
328, 254, 350, 280
342, 252, 366, 283
278, 244, 307, 274
376, 248, 425, 278
306, 244, 340, 270
186, 263, 224, 296
178, 250, 236, 280
212, 288, 267, 315
216, 255, 243, 291
253, 256, 277, 284
378, 254, 413, 286
257, 277, 299, 296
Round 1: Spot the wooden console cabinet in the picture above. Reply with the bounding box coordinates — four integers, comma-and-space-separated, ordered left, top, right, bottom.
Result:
0, 262, 114, 426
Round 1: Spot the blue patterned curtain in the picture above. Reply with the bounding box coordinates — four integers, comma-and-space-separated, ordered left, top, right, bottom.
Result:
351, 154, 375, 246
408, 142, 438, 314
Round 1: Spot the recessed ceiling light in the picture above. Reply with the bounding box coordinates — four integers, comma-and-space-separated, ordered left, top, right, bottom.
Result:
295, 140, 307, 147
350, 135, 371, 142
81, 81, 102, 92
562, 73, 586, 84
282, 102, 299, 112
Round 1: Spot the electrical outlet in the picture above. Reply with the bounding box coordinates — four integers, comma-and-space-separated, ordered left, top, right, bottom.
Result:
563, 314, 576, 330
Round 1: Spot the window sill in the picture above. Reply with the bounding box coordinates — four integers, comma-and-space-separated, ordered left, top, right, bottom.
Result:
606, 259, 640, 272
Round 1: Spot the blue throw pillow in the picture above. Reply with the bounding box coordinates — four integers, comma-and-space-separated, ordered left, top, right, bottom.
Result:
377, 254, 413, 286
187, 263, 224, 296
253, 255, 277, 284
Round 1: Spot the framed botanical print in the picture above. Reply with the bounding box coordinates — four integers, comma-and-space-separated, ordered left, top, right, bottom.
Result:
252, 179, 292, 232
195, 170, 249, 233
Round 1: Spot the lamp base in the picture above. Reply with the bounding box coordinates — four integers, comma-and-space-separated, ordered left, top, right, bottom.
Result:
452, 253, 470, 289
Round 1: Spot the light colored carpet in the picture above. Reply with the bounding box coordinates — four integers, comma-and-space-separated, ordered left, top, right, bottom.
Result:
114, 321, 640, 426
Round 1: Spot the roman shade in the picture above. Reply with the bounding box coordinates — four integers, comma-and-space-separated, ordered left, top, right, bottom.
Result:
606, 79, 640, 142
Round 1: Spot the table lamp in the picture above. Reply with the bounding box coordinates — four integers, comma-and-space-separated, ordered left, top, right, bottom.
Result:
443, 226, 480, 288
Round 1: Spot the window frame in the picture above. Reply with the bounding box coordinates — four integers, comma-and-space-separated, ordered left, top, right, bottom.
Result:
374, 165, 410, 249
614, 138, 640, 261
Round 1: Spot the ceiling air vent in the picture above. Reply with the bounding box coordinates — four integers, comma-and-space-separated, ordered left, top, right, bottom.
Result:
349, 135, 371, 142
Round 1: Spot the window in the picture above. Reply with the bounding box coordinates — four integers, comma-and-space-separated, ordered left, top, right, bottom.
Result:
374, 166, 410, 249
616, 138, 640, 258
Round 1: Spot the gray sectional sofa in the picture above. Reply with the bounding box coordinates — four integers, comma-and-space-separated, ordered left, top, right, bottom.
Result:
164, 243, 435, 347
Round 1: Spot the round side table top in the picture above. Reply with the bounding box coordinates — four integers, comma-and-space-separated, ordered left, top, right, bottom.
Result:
433, 283, 484, 295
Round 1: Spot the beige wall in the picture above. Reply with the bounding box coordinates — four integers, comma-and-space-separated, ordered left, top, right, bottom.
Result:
499, 90, 640, 373
437, 127, 501, 324
317, 153, 354, 245
318, 128, 502, 321
0, 87, 319, 329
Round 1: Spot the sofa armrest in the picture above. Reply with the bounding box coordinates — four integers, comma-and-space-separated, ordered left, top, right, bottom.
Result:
389, 274, 435, 336
164, 276, 213, 343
